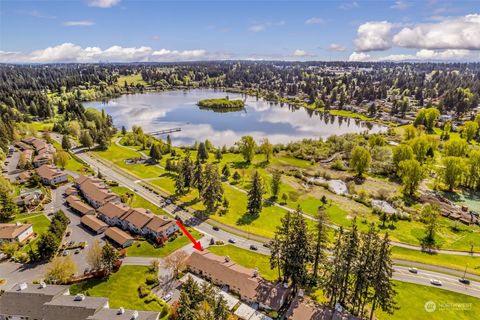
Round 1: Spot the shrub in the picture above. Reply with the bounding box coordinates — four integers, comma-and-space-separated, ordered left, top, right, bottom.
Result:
138, 284, 150, 298
145, 274, 159, 286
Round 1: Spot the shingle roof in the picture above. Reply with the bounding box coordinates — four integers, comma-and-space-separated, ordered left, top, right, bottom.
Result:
86, 308, 160, 320
144, 215, 175, 233
36, 164, 66, 180
121, 208, 154, 229
75, 175, 118, 204
81, 215, 108, 232
66, 195, 95, 215
97, 202, 131, 219
0, 223, 32, 240
105, 227, 134, 246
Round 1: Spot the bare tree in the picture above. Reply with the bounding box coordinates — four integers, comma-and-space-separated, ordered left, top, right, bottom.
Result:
86, 240, 103, 270
163, 250, 188, 279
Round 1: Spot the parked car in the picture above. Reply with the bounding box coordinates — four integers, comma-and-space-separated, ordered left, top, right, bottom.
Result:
228, 238, 236, 244
74, 249, 81, 255
459, 278, 471, 285
163, 293, 173, 302
62, 250, 69, 256
430, 279, 442, 286
212, 226, 219, 231
249, 245, 258, 251
263, 243, 271, 248
408, 267, 418, 274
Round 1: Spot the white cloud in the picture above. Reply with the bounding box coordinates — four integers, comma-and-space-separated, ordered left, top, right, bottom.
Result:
87, 0, 121, 8
0, 43, 229, 63
64, 20, 95, 26
20, 10, 56, 19
393, 14, 480, 50
354, 21, 394, 52
339, 1, 359, 10
348, 49, 478, 62
391, 1, 410, 10
249, 25, 265, 33
328, 43, 346, 52
305, 17, 324, 25
291, 49, 311, 57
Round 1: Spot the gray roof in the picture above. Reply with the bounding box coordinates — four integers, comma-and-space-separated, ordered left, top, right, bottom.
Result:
86, 308, 160, 320
45, 294, 109, 309
43, 295, 109, 320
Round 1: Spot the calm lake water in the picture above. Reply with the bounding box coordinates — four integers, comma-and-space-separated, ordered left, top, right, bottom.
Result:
84, 89, 386, 146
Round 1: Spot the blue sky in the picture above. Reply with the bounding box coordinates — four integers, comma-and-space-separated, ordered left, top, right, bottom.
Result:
0, 0, 479, 62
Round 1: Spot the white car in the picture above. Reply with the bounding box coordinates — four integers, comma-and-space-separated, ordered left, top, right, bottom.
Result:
62, 250, 69, 256
163, 293, 173, 302
408, 267, 418, 274
430, 279, 442, 286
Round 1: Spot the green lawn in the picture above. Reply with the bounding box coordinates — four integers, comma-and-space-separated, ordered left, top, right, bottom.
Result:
13, 213, 50, 255
392, 247, 480, 276
375, 281, 479, 320
70, 266, 169, 316
117, 73, 148, 86
111, 186, 170, 216
208, 244, 277, 281
127, 229, 203, 257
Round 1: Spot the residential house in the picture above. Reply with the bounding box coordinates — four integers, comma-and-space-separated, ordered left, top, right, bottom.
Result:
66, 195, 96, 216
36, 164, 68, 185
143, 215, 178, 243
14, 141, 32, 151
97, 202, 131, 226
86, 308, 160, 320
16, 170, 32, 183
286, 296, 327, 320
33, 152, 55, 167
119, 208, 154, 234
64, 186, 78, 197
14, 189, 43, 207
186, 251, 290, 311
81, 215, 108, 234
104, 227, 134, 248
0, 223, 34, 243
75, 175, 120, 208
42, 294, 109, 320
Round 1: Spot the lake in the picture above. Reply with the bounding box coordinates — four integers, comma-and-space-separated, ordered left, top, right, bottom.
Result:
84, 89, 386, 146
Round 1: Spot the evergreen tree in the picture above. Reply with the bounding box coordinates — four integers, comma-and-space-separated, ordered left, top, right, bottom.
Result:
193, 159, 204, 192
197, 142, 209, 162
311, 206, 329, 281
215, 148, 222, 162
221, 164, 230, 179
175, 170, 186, 194
232, 171, 241, 183
247, 171, 264, 216
270, 170, 282, 200
121, 125, 127, 135
61, 134, 71, 151
180, 153, 194, 190
80, 130, 93, 149
201, 164, 224, 212
150, 144, 162, 162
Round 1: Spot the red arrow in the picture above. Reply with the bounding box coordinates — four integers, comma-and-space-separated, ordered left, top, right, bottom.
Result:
176, 220, 203, 251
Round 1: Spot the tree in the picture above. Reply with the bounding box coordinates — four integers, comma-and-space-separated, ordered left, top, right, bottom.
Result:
0, 191, 17, 222
80, 130, 93, 149
441, 156, 465, 191
61, 134, 71, 151
221, 164, 230, 179
86, 240, 103, 270
398, 159, 424, 196
193, 159, 204, 192
150, 144, 162, 162
197, 142, 209, 162
350, 146, 371, 177
237, 136, 257, 163
392, 144, 413, 170
260, 138, 273, 163
121, 125, 127, 135
247, 171, 264, 216
270, 170, 282, 200
101, 242, 119, 273
369, 233, 397, 320
54, 150, 69, 169
45, 256, 77, 284
163, 250, 188, 279
443, 139, 468, 157
201, 164, 224, 212
467, 150, 480, 189
175, 170, 186, 194
232, 171, 241, 183
37, 233, 59, 261
312, 206, 329, 280
215, 148, 222, 162
463, 121, 479, 142
420, 204, 439, 251
281, 192, 288, 204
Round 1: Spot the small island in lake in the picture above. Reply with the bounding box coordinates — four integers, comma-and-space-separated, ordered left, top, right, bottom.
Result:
197, 97, 245, 110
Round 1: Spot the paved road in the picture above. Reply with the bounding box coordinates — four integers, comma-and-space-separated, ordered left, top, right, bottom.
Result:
2, 147, 21, 182
393, 266, 480, 298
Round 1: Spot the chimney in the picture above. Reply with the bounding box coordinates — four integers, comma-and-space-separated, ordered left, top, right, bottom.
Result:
118, 307, 125, 315
18, 282, 28, 291
39, 281, 47, 289
131, 310, 139, 319
224, 256, 230, 262
74, 294, 86, 301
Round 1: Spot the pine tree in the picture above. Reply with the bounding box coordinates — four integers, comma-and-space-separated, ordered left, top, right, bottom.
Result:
197, 142, 209, 162
215, 148, 222, 162
150, 144, 162, 162
201, 164, 224, 212
175, 170, 185, 194
312, 206, 329, 281
247, 171, 264, 216
61, 134, 71, 151
369, 233, 397, 320
287, 207, 311, 290
221, 164, 230, 179
180, 153, 194, 190
121, 125, 127, 135
270, 170, 282, 200
193, 159, 204, 192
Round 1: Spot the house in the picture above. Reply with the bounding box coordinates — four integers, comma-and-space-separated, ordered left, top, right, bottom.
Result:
33, 152, 54, 167
21, 149, 33, 164
143, 215, 178, 243
286, 296, 327, 320
0, 282, 160, 320
16, 170, 32, 183
66, 195, 96, 216
104, 227, 134, 248
42, 294, 109, 320
36, 164, 68, 185
97, 202, 131, 226
64, 186, 78, 197
186, 251, 290, 311
14, 141, 33, 151
0, 282, 69, 320
14, 189, 43, 207
75, 175, 120, 208
81, 215, 108, 234
119, 208, 154, 234
0, 223, 34, 243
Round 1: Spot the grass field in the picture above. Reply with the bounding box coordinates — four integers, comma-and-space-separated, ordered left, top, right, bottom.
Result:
127, 229, 203, 257
111, 186, 170, 216
13, 213, 50, 254
117, 73, 149, 86
375, 281, 479, 320
70, 266, 169, 316
208, 244, 277, 281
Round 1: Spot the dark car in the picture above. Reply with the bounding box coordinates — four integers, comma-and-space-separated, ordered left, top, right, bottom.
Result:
212, 226, 219, 231
263, 243, 271, 248
250, 245, 258, 251
459, 278, 471, 285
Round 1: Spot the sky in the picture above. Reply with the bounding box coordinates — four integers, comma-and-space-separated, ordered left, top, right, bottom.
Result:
0, 0, 479, 63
